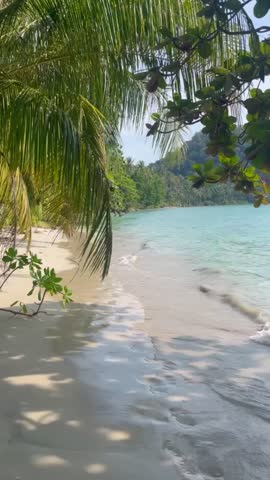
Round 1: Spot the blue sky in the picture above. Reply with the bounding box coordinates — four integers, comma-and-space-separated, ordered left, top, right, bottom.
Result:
121, 3, 270, 164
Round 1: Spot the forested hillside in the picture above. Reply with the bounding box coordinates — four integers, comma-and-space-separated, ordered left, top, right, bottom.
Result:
112, 132, 247, 212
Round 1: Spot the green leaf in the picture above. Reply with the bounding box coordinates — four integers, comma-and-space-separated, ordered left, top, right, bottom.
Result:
225, 0, 241, 11
162, 62, 179, 73
10, 301, 18, 307
146, 72, 161, 93
211, 67, 230, 75
151, 113, 161, 121
250, 88, 261, 98
193, 164, 203, 174
146, 121, 159, 137
159, 27, 173, 39
246, 120, 270, 141
132, 71, 149, 81
173, 93, 181, 102
204, 159, 214, 172
198, 40, 212, 59
21, 304, 28, 314
224, 75, 234, 94
219, 154, 239, 166
192, 178, 205, 189
220, 145, 235, 157
244, 98, 261, 114
195, 86, 216, 99
254, 0, 270, 18
157, 76, 167, 89
197, 6, 215, 18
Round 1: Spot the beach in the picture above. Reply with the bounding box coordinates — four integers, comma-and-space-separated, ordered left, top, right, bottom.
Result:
1, 217, 270, 480
0, 230, 182, 480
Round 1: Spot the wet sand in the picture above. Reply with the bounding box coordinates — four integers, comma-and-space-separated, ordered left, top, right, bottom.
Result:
112, 238, 270, 480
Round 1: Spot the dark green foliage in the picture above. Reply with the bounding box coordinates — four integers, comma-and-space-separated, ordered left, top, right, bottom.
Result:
110, 132, 247, 211
107, 146, 139, 213
149, 134, 248, 207
131, 163, 166, 208
134, 0, 270, 208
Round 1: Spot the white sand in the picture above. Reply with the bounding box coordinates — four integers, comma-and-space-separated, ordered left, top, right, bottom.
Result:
0, 230, 181, 480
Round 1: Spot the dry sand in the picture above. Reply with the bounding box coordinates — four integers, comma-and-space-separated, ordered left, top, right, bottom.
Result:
0, 230, 181, 480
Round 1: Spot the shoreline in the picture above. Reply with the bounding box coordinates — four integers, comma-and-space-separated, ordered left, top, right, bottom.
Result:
110, 228, 270, 478
122, 201, 250, 215
1, 226, 270, 478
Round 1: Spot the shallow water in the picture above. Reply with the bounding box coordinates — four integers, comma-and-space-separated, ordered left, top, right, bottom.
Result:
67, 205, 270, 479
113, 206, 270, 478
114, 205, 270, 343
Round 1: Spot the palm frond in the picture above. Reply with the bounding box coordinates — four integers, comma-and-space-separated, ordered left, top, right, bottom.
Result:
0, 155, 32, 246
0, 0, 254, 276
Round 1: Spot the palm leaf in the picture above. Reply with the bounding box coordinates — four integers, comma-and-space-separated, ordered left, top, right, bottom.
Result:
0, 0, 252, 276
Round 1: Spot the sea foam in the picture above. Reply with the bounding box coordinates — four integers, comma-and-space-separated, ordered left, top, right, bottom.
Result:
250, 322, 270, 346
118, 255, 137, 266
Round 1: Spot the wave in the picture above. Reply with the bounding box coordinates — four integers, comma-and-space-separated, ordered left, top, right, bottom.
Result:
199, 283, 270, 347
118, 255, 137, 266
118, 240, 157, 267
199, 284, 264, 324
193, 266, 222, 276
250, 323, 270, 346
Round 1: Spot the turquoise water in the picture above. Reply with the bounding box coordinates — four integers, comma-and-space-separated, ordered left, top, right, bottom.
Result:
114, 205, 270, 315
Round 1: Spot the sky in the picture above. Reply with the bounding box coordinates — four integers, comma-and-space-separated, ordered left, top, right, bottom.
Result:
121, 124, 200, 164
121, 2, 270, 164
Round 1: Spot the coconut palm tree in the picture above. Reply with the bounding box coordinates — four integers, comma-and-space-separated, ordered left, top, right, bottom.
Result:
0, 0, 239, 276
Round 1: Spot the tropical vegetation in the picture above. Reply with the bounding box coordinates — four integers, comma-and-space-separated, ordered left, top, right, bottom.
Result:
0, 247, 72, 316
109, 131, 247, 210
135, 0, 270, 209
0, 0, 188, 276
1, 0, 270, 278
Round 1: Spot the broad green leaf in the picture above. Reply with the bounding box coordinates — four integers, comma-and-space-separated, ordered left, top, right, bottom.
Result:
162, 63, 179, 73
193, 164, 203, 174
198, 40, 212, 59
158, 76, 167, 89
244, 98, 261, 114
254, 0, 270, 18
204, 159, 214, 172
224, 75, 234, 94
132, 72, 149, 81
225, 0, 241, 11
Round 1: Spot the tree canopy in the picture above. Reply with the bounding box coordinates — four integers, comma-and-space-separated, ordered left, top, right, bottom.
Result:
134, 0, 270, 208
0, 0, 191, 276
109, 132, 247, 211
1, 0, 270, 276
